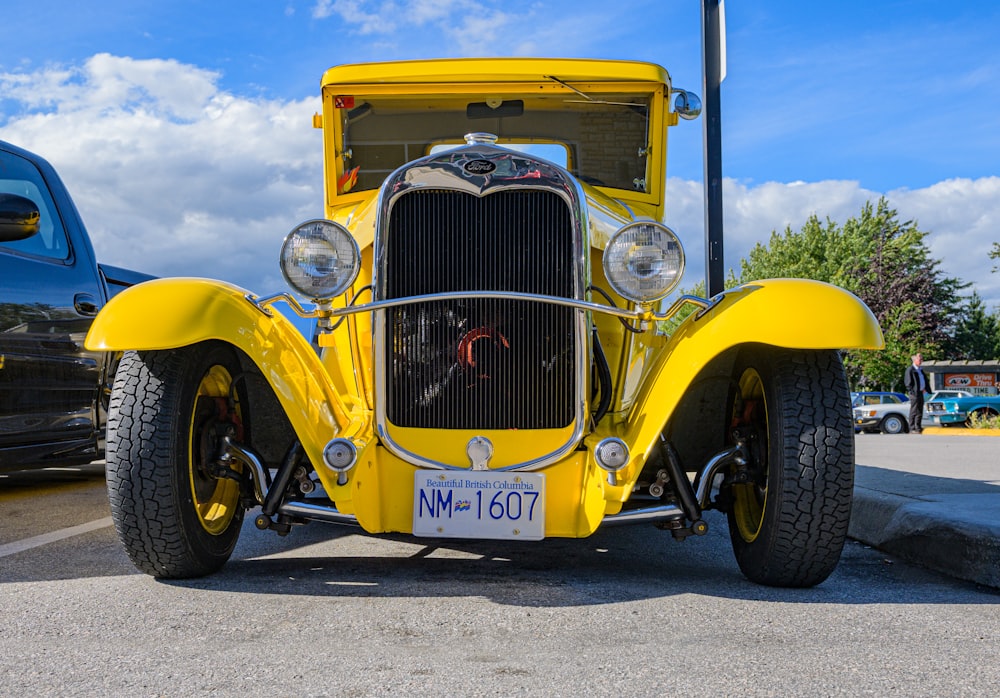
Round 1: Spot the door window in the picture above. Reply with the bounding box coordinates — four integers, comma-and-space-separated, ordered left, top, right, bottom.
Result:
0, 151, 70, 260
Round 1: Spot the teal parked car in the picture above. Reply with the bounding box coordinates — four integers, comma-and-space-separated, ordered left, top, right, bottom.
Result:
925, 392, 1000, 427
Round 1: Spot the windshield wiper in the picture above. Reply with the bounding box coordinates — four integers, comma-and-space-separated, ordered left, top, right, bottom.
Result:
544, 76, 647, 108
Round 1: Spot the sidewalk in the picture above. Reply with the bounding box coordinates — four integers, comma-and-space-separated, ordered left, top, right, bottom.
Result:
850, 433, 1000, 589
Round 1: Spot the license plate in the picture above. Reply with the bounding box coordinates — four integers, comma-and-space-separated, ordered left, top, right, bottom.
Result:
413, 471, 545, 540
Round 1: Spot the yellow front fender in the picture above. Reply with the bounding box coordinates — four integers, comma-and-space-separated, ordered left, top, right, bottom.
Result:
624, 278, 883, 460
676, 279, 884, 350
85, 278, 366, 470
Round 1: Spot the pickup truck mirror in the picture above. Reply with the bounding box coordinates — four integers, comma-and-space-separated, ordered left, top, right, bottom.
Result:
0, 193, 41, 242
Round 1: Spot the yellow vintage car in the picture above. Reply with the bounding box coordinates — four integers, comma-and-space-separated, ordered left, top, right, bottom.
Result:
86, 57, 883, 586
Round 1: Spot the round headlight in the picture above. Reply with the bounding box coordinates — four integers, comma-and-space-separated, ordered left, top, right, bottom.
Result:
602, 222, 685, 303
280, 220, 360, 300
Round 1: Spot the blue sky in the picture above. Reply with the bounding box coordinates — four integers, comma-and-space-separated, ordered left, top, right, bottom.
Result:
2, 0, 999, 309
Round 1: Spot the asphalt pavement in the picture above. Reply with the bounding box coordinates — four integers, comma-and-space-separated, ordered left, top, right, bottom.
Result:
850, 429, 1000, 589
5, 428, 996, 591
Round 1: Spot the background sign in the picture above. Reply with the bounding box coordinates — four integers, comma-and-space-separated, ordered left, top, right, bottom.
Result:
944, 373, 997, 388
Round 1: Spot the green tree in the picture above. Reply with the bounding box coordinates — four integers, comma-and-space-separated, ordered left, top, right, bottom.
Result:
846, 301, 924, 391
951, 291, 1000, 360
739, 198, 965, 389
840, 201, 964, 352
741, 215, 856, 289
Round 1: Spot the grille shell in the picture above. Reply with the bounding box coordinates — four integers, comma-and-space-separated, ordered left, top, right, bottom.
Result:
384, 189, 576, 430
372, 145, 590, 470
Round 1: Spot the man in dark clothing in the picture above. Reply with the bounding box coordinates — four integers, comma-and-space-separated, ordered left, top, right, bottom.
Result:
903, 353, 926, 433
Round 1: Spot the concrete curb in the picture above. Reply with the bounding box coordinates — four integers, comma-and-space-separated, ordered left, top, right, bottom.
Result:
850, 485, 1000, 589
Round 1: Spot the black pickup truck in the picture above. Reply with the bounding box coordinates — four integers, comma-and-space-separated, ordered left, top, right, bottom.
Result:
0, 140, 152, 471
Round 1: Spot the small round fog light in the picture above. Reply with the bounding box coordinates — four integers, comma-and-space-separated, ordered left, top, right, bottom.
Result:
595, 437, 630, 473
323, 438, 358, 486
323, 438, 357, 472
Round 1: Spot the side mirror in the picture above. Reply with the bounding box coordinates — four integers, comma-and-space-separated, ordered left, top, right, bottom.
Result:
0, 193, 41, 242
673, 90, 702, 121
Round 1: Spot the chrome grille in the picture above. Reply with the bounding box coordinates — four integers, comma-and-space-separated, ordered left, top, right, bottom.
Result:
384, 189, 576, 429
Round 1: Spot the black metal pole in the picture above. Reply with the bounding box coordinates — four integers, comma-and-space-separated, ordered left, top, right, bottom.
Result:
702, 0, 725, 297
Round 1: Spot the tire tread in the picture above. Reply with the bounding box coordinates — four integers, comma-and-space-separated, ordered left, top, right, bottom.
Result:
733, 348, 854, 587
105, 346, 240, 578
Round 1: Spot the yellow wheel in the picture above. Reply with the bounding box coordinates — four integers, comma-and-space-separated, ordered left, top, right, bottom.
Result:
724, 347, 855, 588
189, 365, 243, 535
730, 367, 767, 544
105, 341, 250, 578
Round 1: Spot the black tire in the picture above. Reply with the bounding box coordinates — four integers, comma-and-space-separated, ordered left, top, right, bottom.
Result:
966, 408, 999, 428
105, 341, 248, 578
880, 413, 906, 435
726, 347, 854, 587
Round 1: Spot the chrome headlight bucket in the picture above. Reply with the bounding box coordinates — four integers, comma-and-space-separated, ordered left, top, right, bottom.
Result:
280, 219, 360, 301
602, 222, 685, 303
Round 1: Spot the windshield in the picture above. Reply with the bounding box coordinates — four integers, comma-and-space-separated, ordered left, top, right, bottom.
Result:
337, 92, 652, 194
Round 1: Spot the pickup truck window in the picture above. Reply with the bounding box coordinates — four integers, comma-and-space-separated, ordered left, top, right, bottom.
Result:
0, 151, 70, 261
338, 92, 652, 194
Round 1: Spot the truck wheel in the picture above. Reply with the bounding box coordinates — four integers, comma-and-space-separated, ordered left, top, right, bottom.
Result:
880, 414, 906, 434
726, 347, 854, 587
105, 341, 248, 578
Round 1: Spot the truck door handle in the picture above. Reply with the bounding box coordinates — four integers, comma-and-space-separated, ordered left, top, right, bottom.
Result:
74, 293, 100, 316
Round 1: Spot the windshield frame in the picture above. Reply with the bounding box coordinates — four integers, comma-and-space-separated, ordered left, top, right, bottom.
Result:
321, 79, 667, 208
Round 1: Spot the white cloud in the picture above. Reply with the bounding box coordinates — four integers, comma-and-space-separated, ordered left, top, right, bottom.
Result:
2, 54, 998, 315
1, 55, 322, 293
666, 178, 873, 293
313, 0, 391, 32
2, 54, 220, 120
888, 177, 1000, 310
667, 177, 1000, 312
311, 0, 513, 42
307, 0, 614, 57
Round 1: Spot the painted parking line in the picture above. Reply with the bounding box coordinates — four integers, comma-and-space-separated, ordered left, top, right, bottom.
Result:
0, 517, 113, 559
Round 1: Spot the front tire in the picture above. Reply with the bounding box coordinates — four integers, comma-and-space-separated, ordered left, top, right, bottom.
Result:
880, 414, 906, 434
105, 342, 249, 578
726, 347, 854, 587
966, 408, 999, 428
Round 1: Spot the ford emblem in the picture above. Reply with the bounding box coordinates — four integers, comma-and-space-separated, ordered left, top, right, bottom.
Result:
464, 159, 496, 175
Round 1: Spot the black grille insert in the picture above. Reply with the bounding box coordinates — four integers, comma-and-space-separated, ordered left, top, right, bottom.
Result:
384, 189, 576, 429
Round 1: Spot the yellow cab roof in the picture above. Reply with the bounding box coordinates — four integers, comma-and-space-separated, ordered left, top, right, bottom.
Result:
320, 57, 671, 89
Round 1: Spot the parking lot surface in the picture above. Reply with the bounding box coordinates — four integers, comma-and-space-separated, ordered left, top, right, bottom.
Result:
1, 439, 998, 696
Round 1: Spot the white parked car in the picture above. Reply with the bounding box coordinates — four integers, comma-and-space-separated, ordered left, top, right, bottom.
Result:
853, 390, 974, 434
853, 392, 910, 434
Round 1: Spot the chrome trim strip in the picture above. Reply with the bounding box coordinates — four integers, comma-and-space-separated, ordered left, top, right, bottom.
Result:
253, 289, 712, 324
694, 445, 745, 509
601, 503, 685, 526
278, 500, 360, 526
374, 324, 588, 474
222, 436, 268, 505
